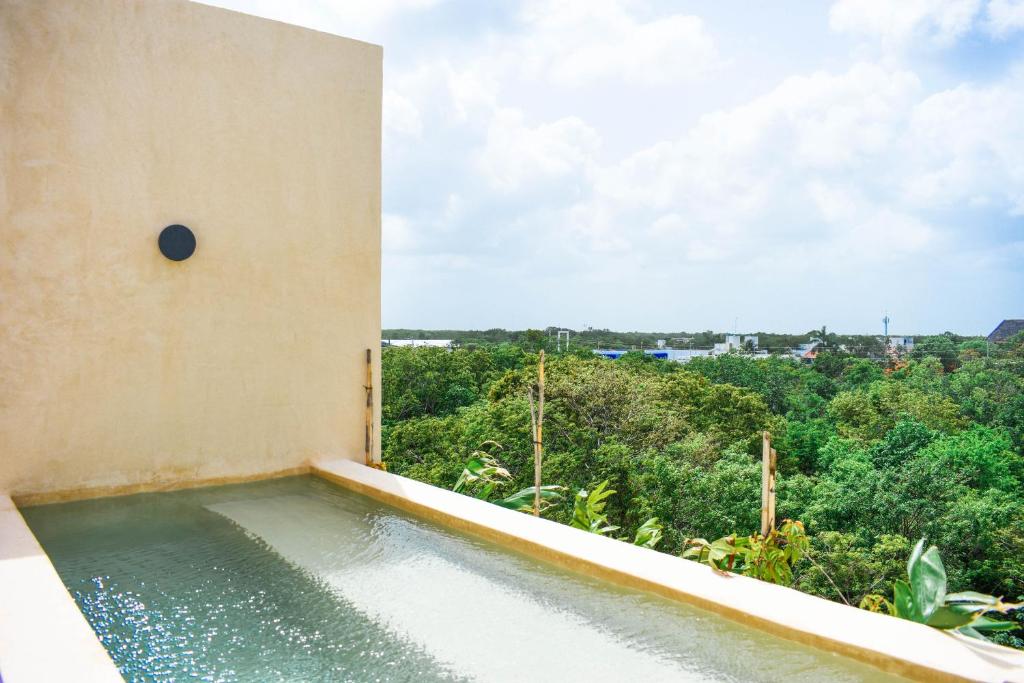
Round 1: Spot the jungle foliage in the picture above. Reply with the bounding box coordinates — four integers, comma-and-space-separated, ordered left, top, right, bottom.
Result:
381, 332, 1024, 646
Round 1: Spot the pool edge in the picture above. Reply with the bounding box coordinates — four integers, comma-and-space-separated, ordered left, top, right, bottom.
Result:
11, 464, 313, 507
0, 495, 123, 683
312, 458, 1024, 683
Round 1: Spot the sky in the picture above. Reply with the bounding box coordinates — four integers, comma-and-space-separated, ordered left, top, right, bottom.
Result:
205, 0, 1024, 335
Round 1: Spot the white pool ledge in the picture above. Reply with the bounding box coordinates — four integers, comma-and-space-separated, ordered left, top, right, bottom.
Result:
0, 495, 123, 683
314, 458, 1024, 683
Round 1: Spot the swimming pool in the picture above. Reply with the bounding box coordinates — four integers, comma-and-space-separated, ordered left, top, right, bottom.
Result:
22, 476, 901, 682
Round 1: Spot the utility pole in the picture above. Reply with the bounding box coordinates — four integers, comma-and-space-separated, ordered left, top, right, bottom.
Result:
883, 313, 891, 360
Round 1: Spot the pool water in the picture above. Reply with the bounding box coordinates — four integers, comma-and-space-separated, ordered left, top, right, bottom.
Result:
23, 476, 903, 682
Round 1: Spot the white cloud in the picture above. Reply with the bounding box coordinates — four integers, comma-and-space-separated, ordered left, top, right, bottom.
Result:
986, 0, 1024, 36
514, 0, 718, 86
477, 110, 600, 192
905, 69, 1024, 213
829, 0, 983, 47
591, 63, 920, 228
828, 0, 1024, 48
383, 90, 423, 138
199, 0, 441, 42
569, 60, 1024, 273
377, 21, 1024, 326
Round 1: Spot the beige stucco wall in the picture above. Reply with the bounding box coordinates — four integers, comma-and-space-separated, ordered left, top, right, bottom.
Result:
0, 0, 382, 498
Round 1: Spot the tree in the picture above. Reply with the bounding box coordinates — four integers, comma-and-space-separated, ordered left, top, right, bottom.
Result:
796, 532, 911, 606
827, 380, 963, 441
912, 335, 960, 371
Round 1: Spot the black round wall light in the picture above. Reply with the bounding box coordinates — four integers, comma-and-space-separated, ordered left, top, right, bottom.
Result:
158, 224, 196, 261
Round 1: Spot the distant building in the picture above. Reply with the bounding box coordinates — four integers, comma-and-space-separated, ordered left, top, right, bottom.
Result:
653, 349, 714, 362
987, 320, 1024, 343
887, 336, 914, 352
791, 341, 821, 362
714, 334, 759, 355
594, 337, 767, 364
382, 339, 454, 349
594, 348, 716, 362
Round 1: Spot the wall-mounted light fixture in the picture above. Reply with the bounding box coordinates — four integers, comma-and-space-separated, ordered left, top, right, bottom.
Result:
158, 224, 196, 261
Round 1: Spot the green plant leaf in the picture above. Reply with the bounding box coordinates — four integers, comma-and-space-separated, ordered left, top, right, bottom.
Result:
893, 580, 921, 622
906, 538, 925, 579
943, 591, 1023, 614
493, 485, 563, 512
571, 480, 619, 535
453, 453, 511, 495
944, 591, 1000, 606
925, 606, 975, 630
909, 542, 947, 622
633, 517, 663, 549
966, 616, 1018, 633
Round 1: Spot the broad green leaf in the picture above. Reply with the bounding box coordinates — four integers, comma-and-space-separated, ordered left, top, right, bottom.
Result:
967, 616, 1018, 633
906, 538, 925, 578
682, 539, 710, 562
944, 592, 1022, 614
493, 485, 563, 512
925, 606, 975, 630
571, 480, 618, 534
909, 544, 947, 622
708, 538, 736, 563
453, 454, 511, 494
944, 591, 1000, 606
633, 517, 663, 549
894, 580, 921, 622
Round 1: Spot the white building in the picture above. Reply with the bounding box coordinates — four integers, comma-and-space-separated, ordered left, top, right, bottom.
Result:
887, 336, 914, 352
714, 334, 759, 355
382, 339, 455, 349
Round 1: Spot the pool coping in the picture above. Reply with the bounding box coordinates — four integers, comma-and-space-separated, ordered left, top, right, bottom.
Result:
312, 458, 1024, 683
0, 495, 123, 683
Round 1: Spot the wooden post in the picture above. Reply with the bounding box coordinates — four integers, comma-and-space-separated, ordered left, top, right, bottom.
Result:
768, 446, 777, 532
533, 350, 545, 516
364, 348, 373, 466
761, 431, 777, 535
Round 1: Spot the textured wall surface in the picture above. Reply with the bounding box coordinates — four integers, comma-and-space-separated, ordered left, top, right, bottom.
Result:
0, 0, 382, 496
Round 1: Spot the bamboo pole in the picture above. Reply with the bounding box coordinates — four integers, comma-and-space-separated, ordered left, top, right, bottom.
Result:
533, 350, 545, 516
769, 445, 777, 532
761, 431, 770, 535
528, 386, 537, 509
364, 348, 373, 466
761, 431, 777, 535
